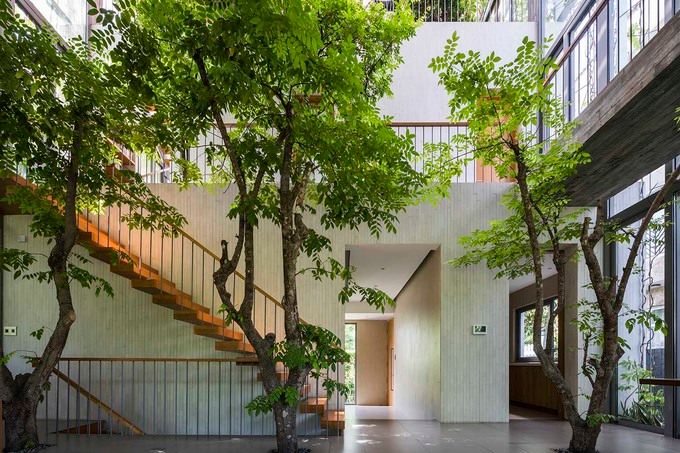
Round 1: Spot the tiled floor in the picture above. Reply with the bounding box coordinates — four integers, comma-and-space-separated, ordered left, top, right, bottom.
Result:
508, 405, 560, 421
40, 414, 680, 453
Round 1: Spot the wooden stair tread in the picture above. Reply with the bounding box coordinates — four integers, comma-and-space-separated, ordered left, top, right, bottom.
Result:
234, 357, 261, 366
89, 245, 157, 275
321, 410, 345, 421
153, 294, 209, 313
131, 278, 176, 295
299, 397, 327, 414
194, 325, 243, 341
215, 340, 256, 354
174, 310, 224, 327
110, 261, 159, 281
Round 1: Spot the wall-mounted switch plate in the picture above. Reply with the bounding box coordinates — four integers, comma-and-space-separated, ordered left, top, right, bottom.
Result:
17, 235, 27, 243
3, 326, 17, 336
472, 325, 487, 335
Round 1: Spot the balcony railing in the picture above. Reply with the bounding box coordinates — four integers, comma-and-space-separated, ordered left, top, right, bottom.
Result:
140, 122, 502, 185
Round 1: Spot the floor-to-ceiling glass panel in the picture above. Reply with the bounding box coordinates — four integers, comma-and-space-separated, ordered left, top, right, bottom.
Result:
616, 210, 666, 428
608, 164, 666, 217
344, 323, 357, 405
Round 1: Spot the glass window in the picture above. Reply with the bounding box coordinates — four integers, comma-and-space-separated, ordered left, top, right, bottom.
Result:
608, 164, 666, 217
616, 210, 666, 428
31, 0, 88, 42
516, 298, 559, 361
344, 323, 356, 405
543, 0, 584, 42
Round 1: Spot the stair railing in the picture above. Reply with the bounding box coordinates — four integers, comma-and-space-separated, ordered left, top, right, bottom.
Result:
4, 164, 345, 437
37, 357, 341, 440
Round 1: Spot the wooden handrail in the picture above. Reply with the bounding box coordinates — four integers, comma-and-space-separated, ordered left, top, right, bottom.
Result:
172, 226, 279, 302
51, 367, 144, 435
4, 170, 300, 329
169, 225, 296, 321
640, 378, 680, 387
58, 357, 259, 363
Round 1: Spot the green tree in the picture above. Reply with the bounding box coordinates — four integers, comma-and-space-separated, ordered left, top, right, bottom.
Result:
112, 0, 421, 450
431, 34, 678, 453
0, 5, 184, 450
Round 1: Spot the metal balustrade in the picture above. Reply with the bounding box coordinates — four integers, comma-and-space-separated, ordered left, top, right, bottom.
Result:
36, 358, 344, 441
140, 123, 480, 185
371, 1, 481, 21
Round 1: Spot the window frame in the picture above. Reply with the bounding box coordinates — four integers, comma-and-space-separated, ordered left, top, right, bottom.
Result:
515, 297, 559, 363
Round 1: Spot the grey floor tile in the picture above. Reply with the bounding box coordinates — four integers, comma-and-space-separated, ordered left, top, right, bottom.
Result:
36, 417, 680, 453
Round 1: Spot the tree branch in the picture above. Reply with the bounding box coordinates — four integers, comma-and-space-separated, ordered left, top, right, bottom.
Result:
614, 164, 680, 312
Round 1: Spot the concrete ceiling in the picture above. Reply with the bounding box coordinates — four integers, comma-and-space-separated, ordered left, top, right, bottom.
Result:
345, 312, 394, 321
345, 244, 438, 304
509, 260, 558, 293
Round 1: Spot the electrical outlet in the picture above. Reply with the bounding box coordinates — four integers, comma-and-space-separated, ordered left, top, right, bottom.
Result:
3, 326, 17, 336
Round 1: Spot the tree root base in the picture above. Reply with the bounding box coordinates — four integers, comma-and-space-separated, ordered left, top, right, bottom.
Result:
553, 449, 600, 453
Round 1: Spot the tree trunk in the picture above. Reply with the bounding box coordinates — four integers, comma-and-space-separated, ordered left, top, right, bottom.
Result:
569, 423, 601, 453
273, 402, 299, 453
3, 397, 39, 452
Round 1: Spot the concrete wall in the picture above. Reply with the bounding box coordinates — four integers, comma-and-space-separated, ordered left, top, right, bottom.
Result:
3, 180, 511, 424
2, 215, 274, 436
393, 249, 441, 420
377, 22, 537, 122
354, 320, 388, 406
142, 183, 511, 422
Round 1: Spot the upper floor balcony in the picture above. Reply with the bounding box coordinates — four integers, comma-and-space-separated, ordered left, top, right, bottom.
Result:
14, 0, 680, 204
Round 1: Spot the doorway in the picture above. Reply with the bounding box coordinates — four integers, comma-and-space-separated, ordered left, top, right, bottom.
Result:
344, 323, 357, 405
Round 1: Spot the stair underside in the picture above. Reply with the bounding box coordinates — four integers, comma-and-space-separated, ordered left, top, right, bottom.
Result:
216, 340, 256, 354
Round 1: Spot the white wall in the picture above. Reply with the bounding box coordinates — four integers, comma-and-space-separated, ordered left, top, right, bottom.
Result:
3, 180, 511, 424
393, 249, 441, 419
146, 182, 511, 422
378, 22, 537, 122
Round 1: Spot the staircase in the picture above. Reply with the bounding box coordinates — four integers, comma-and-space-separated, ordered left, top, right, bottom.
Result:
2, 169, 345, 435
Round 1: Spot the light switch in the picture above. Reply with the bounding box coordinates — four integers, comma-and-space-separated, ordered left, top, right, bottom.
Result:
3, 326, 17, 336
